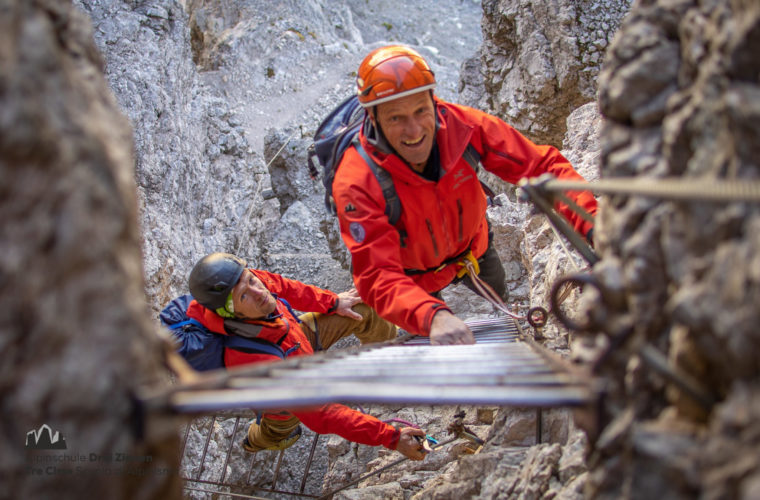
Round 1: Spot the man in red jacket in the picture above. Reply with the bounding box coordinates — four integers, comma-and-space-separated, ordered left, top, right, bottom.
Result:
332, 45, 598, 346
186, 252, 426, 459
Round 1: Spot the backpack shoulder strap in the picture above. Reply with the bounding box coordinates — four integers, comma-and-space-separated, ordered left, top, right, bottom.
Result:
223, 319, 265, 339
462, 143, 498, 202
166, 318, 204, 330
276, 296, 301, 324
350, 140, 496, 225
462, 143, 481, 172
353, 139, 402, 226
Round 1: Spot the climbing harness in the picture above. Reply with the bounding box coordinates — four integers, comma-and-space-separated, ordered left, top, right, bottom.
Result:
445, 174, 600, 329
450, 251, 524, 321
453, 253, 556, 329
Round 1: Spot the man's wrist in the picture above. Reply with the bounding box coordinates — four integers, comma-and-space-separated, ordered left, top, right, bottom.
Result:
424, 303, 451, 334
327, 296, 339, 314
387, 426, 401, 450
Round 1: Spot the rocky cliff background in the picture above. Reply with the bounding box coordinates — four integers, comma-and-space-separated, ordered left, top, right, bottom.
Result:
5, 0, 759, 498
0, 1, 180, 498
588, 0, 760, 498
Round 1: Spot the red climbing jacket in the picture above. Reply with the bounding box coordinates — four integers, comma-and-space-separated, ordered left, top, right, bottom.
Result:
332, 96, 598, 336
185, 268, 400, 450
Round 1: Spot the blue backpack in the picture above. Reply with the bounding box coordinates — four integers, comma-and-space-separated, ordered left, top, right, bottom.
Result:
306, 94, 496, 224
159, 294, 297, 372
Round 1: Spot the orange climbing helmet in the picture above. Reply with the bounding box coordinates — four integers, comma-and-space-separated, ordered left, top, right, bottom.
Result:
356, 45, 436, 108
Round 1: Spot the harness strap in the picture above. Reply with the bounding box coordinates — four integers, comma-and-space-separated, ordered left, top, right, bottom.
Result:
223, 319, 265, 338
277, 296, 302, 324
283, 342, 301, 356
224, 335, 287, 358
404, 244, 474, 276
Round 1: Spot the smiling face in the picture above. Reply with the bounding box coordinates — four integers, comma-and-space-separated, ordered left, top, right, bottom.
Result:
231, 270, 276, 319
373, 92, 436, 172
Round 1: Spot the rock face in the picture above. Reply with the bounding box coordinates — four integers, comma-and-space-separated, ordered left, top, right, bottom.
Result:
587, 0, 760, 497
0, 1, 180, 498
74, 0, 485, 309
474, 0, 632, 147
72, 0, 280, 310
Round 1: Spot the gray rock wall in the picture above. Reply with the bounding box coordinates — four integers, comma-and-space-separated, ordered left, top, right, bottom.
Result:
75, 0, 484, 309
587, 0, 760, 497
475, 0, 631, 147
73, 0, 279, 311
0, 1, 180, 498
18, 0, 759, 497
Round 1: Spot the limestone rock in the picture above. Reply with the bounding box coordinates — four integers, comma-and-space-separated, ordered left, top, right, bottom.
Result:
0, 1, 180, 497
476, 0, 632, 146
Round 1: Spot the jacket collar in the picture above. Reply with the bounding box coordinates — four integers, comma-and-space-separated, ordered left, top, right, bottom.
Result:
361, 97, 473, 184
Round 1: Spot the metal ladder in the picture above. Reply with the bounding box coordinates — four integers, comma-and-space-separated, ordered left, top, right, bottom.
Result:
147, 316, 599, 498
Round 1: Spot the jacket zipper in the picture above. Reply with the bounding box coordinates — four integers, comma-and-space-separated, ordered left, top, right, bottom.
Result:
426, 219, 439, 257
434, 183, 453, 258
457, 199, 463, 242
484, 144, 524, 166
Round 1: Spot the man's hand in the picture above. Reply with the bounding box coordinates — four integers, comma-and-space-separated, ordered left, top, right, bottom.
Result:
395, 427, 427, 461
429, 310, 475, 345
334, 287, 363, 320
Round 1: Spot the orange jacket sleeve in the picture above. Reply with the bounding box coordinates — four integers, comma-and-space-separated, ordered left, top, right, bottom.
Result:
292, 404, 401, 449
252, 269, 338, 314
452, 103, 598, 237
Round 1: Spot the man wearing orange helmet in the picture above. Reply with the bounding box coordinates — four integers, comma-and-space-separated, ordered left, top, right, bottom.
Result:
332, 45, 598, 345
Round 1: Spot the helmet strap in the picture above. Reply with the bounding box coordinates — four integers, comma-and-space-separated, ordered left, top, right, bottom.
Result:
215, 293, 236, 318
364, 113, 393, 155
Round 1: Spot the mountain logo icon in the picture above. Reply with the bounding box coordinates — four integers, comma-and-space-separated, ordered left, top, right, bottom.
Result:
25, 424, 67, 450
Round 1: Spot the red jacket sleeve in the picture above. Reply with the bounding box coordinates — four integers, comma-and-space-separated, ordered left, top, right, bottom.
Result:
292, 404, 400, 449
252, 269, 338, 314
458, 104, 597, 236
